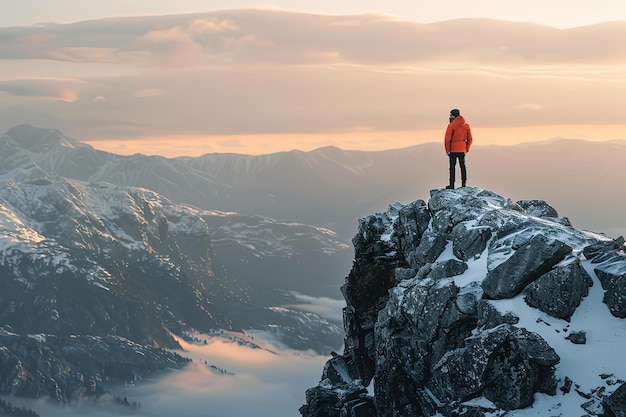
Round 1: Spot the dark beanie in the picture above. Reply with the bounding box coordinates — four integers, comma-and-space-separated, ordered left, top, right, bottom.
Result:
450, 109, 460, 117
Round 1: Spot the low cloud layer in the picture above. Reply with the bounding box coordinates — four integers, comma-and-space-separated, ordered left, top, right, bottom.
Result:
13, 330, 333, 417
7, 295, 347, 417
1, 9, 625, 154
287, 292, 346, 323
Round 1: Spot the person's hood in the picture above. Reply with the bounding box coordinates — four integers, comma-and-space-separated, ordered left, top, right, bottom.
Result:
452, 115, 467, 126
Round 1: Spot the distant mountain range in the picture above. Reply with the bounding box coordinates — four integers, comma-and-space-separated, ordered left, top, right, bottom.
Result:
2, 123, 623, 300
0, 125, 347, 407
4, 124, 624, 242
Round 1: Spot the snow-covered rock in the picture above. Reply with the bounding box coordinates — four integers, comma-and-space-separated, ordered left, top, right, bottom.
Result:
301, 186, 626, 417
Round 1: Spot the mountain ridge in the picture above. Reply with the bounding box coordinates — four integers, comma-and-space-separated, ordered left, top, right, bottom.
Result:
0, 126, 348, 410
3, 124, 624, 241
300, 186, 626, 417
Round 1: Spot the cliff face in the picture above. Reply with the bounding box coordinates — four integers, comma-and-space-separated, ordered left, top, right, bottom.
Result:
300, 187, 626, 417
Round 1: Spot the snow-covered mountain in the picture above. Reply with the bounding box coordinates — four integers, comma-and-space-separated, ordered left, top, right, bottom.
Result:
1, 124, 353, 294
0, 173, 345, 335
0, 124, 225, 210
301, 187, 626, 417
0, 126, 349, 408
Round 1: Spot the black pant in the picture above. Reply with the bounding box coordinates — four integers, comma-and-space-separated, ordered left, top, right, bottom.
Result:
448, 152, 467, 185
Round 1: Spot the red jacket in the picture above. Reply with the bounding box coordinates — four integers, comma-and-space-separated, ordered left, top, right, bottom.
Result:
444, 115, 473, 154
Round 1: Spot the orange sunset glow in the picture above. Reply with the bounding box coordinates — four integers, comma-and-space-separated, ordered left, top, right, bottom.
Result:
2, 1, 626, 157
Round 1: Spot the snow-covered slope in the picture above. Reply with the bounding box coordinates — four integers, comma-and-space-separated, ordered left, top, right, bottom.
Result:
0, 127, 349, 407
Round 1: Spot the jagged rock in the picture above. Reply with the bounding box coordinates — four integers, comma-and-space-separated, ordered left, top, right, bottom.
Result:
476, 300, 519, 330
583, 236, 625, 261
0, 329, 188, 403
299, 379, 372, 417
353, 210, 396, 257
516, 199, 559, 218
482, 234, 573, 299
322, 353, 360, 386
374, 276, 457, 388
594, 256, 626, 318
561, 376, 573, 393
340, 208, 403, 387
451, 221, 492, 261
373, 275, 478, 415
342, 397, 377, 417
394, 199, 431, 260
565, 331, 587, 344
340, 303, 378, 388
428, 188, 516, 226
301, 187, 626, 417
300, 383, 341, 417
590, 252, 619, 264
407, 229, 448, 268
394, 267, 417, 282
422, 258, 468, 281
428, 324, 559, 410
523, 258, 593, 321
604, 382, 626, 417
456, 281, 483, 315
431, 209, 454, 234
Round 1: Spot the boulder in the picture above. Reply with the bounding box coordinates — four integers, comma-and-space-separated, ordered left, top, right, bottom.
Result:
565, 331, 587, 344
451, 221, 492, 261
407, 229, 448, 268
456, 281, 483, 315
394, 199, 431, 259
515, 199, 559, 218
594, 257, 626, 318
603, 382, 626, 417
583, 236, 625, 262
428, 324, 559, 410
482, 234, 572, 299
423, 258, 468, 281
523, 258, 593, 321
476, 300, 519, 330
299, 379, 373, 417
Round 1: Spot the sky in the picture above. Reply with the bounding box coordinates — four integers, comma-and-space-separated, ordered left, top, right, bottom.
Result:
1, 1, 626, 156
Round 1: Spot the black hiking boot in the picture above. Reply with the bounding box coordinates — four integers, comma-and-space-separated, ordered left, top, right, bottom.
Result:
445, 185, 454, 190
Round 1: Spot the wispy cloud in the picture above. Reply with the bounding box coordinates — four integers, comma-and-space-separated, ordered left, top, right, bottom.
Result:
2, 12, 626, 66
517, 102, 544, 111
0, 78, 81, 101
287, 292, 346, 323
1, 9, 625, 152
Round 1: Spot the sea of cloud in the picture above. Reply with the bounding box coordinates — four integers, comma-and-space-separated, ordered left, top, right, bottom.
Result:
10, 294, 347, 417
15, 330, 330, 417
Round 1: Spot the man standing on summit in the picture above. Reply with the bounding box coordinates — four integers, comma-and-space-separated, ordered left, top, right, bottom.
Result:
444, 108, 473, 189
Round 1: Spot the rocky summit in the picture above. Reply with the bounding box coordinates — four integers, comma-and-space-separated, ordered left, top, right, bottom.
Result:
300, 187, 626, 417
